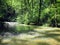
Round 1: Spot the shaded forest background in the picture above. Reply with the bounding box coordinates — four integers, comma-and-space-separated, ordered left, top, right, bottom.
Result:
0, 0, 60, 27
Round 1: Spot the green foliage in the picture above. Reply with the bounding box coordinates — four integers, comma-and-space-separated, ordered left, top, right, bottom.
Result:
0, 0, 60, 27
15, 25, 34, 32
50, 15, 60, 27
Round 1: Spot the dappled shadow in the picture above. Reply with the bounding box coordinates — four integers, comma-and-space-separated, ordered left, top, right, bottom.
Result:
37, 42, 50, 45
0, 27, 60, 45
0, 39, 50, 45
35, 29, 60, 42
46, 29, 60, 32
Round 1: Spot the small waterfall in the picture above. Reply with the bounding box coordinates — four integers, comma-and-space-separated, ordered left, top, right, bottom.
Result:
4, 22, 18, 28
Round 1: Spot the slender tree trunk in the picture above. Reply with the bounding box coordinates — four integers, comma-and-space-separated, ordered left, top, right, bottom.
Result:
54, 0, 57, 27
37, 0, 42, 25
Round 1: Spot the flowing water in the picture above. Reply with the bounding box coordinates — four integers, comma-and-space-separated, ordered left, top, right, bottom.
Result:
0, 22, 60, 45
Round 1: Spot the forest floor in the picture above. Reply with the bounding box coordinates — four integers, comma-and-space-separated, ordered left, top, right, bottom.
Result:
0, 26, 60, 45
